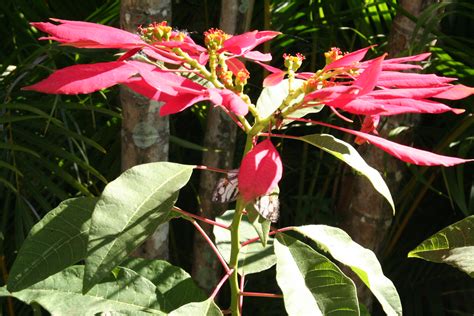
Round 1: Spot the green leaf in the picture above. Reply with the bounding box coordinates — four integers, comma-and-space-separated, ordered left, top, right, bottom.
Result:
122, 258, 206, 312
256, 79, 305, 120
3, 266, 165, 315
299, 134, 395, 213
294, 225, 402, 316
408, 215, 474, 277
284, 104, 324, 125
169, 298, 222, 316
84, 162, 195, 292
8, 197, 96, 291
274, 233, 359, 316
247, 206, 271, 247
214, 210, 276, 275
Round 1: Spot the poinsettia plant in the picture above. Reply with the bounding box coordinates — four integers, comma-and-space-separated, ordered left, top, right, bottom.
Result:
2, 18, 473, 315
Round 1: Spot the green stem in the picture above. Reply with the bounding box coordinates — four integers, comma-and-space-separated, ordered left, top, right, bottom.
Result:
229, 203, 243, 316
229, 135, 254, 316
172, 48, 223, 88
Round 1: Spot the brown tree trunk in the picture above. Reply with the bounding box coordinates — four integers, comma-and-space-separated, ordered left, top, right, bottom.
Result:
120, 0, 171, 260
191, 0, 255, 294
335, 0, 439, 310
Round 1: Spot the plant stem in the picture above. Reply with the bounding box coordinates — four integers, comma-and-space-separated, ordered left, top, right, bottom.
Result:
239, 273, 245, 315
229, 134, 254, 316
240, 226, 293, 247
210, 268, 234, 299
191, 220, 231, 273
173, 206, 230, 229
229, 200, 244, 316
240, 292, 283, 298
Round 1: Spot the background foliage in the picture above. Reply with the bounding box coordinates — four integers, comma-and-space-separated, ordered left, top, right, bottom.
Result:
1, 0, 473, 314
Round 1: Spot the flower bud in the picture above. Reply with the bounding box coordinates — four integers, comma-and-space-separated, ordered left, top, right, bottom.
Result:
235, 68, 250, 86
324, 47, 343, 65
283, 53, 305, 72
139, 21, 172, 43
204, 28, 231, 50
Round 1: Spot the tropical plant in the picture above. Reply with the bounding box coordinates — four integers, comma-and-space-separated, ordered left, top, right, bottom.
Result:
1, 15, 473, 316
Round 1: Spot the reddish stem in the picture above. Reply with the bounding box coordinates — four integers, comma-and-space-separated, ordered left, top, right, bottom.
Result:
191, 220, 231, 273
239, 274, 245, 315
239, 292, 283, 299
218, 106, 246, 131
258, 132, 300, 141
261, 117, 358, 142
210, 268, 234, 299
194, 165, 233, 174
240, 226, 293, 247
329, 106, 353, 123
286, 117, 343, 131
173, 206, 230, 229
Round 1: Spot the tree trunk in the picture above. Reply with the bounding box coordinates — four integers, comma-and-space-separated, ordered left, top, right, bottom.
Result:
191, 0, 255, 294
335, 0, 439, 310
120, 0, 171, 260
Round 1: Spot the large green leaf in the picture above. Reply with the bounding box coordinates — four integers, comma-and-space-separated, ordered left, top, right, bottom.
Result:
408, 215, 474, 277
214, 210, 276, 275
122, 258, 207, 312
294, 225, 402, 316
275, 233, 360, 316
256, 79, 305, 120
2, 266, 164, 315
8, 197, 96, 291
299, 134, 395, 213
169, 298, 222, 316
84, 162, 195, 292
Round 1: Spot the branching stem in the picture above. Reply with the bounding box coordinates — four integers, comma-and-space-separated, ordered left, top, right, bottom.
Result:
173, 206, 230, 229
191, 220, 230, 273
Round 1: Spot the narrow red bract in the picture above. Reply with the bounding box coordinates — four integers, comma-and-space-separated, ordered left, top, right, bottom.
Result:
32, 18, 144, 49
238, 140, 283, 202
297, 119, 474, 167
22, 61, 138, 94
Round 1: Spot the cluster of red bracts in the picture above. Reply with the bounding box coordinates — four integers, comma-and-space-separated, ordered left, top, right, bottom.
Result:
23, 18, 473, 203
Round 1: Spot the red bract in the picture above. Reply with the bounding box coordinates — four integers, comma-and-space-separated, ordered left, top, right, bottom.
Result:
32, 19, 200, 65
124, 62, 249, 116
291, 118, 473, 167
207, 88, 249, 116
324, 46, 372, 70
303, 51, 472, 117
327, 122, 474, 167
32, 18, 144, 49
222, 30, 280, 61
23, 61, 138, 94
238, 140, 283, 202
355, 115, 380, 145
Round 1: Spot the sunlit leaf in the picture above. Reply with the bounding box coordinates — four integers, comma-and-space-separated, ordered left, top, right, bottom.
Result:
294, 225, 402, 316
408, 215, 474, 277
256, 79, 305, 120
84, 162, 194, 292
3, 266, 165, 315
274, 233, 359, 316
299, 133, 395, 213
